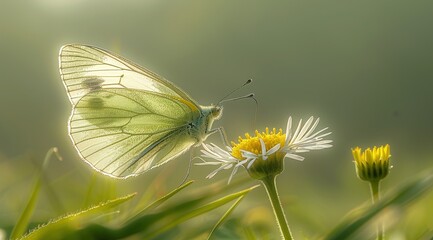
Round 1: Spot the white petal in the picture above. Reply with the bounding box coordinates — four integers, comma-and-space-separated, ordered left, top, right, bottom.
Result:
237, 159, 249, 166
210, 143, 232, 156
295, 116, 314, 142
201, 144, 223, 158
206, 165, 226, 179
303, 117, 320, 139
291, 149, 310, 153
301, 127, 329, 142
290, 118, 303, 144
284, 153, 305, 161
247, 158, 258, 168
228, 165, 241, 184
195, 162, 224, 166
259, 138, 267, 160
267, 143, 281, 155
241, 150, 258, 159
285, 117, 292, 143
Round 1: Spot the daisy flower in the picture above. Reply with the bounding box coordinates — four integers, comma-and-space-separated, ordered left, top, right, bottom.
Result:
198, 116, 332, 181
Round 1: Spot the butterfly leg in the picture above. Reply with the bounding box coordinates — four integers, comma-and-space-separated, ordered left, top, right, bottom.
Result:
178, 149, 194, 187
209, 126, 230, 147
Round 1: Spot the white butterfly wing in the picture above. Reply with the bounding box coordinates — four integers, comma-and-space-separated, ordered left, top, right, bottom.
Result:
59, 44, 206, 178
59, 44, 197, 106
70, 88, 200, 178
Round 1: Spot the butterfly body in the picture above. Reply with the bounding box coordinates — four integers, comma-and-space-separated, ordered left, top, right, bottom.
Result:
59, 44, 222, 178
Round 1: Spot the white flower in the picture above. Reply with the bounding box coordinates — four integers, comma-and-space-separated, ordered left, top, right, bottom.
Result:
197, 117, 332, 182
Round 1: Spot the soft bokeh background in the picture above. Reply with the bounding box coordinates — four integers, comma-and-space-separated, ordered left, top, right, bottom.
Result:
1, 0, 433, 239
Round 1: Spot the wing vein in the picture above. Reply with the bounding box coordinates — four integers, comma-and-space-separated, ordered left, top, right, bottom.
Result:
114, 129, 182, 175
100, 134, 154, 171
75, 106, 140, 114
75, 132, 128, 145
84, 134, 144, 159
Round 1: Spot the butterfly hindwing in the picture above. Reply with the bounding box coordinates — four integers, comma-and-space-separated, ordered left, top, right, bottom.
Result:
70, 88, 200, 178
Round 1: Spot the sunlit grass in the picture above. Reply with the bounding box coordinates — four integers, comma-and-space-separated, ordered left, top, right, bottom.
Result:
1, 146, 433, 239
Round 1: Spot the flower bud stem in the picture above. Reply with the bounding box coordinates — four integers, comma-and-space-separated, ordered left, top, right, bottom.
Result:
261, 175, 293, 240
369, 180, 383, 240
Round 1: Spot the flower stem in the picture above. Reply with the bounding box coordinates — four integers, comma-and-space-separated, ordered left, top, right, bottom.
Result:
261, 175, 293, 240
369, 180, 383, 240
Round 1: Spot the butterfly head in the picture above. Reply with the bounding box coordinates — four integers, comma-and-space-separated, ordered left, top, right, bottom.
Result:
211, 105, 223, 120
199, 105, 223, 135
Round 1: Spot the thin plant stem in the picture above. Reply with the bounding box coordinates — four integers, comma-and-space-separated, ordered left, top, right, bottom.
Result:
261, 175, 293, 240
369, 180, 383, 240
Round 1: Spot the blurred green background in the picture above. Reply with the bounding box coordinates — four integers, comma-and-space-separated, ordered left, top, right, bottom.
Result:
1, 0, 433, 239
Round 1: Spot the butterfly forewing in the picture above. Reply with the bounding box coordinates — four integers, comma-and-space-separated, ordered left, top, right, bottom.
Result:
59, 44, 197, 106
70, 88, 200, 177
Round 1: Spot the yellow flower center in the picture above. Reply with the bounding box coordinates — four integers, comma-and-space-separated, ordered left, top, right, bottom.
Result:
231, 128, 286, 160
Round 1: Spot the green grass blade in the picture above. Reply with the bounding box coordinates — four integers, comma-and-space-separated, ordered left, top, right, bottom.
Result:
207, 195, 246, 240
20, 193, 136, 240
324, 169, 433, 240
126, 180, 194, 223
10, 148, 62, 240
142, 180, 194, 212
145, 184, 260, 238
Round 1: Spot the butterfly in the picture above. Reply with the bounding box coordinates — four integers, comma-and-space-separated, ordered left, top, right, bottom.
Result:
59, 44, 224, 178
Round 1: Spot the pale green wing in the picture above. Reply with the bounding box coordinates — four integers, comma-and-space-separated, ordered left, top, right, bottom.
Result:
70, 88, 200, 178
59, 44, 197, 107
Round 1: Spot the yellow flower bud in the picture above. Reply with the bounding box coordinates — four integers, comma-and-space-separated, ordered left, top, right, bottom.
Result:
352, 144, 391, 182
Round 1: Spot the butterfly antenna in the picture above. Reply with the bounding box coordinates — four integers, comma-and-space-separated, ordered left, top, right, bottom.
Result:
218, 93, 256, 105
216, 79, 252, 106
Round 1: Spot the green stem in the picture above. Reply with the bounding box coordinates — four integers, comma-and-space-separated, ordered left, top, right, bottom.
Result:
261, 175, 293, 240
370, 180, 383, 240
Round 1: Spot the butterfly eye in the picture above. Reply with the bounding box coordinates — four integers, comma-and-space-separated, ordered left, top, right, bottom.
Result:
212, 106, 223, 119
